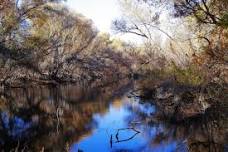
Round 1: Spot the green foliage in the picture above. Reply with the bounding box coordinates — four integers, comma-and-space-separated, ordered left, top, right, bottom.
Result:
146, 62, 206, 86
167, 63, 206, 86
219, 12, 228, 28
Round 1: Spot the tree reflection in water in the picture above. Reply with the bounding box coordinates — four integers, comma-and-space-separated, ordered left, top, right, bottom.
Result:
0, 80, 227, 152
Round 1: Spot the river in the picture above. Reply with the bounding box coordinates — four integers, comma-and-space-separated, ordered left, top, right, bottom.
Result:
0, 80, 227, 152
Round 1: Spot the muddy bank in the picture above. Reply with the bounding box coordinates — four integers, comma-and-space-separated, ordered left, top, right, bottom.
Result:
138, 80, 228, 122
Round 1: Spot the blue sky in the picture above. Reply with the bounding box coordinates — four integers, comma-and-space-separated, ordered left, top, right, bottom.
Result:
66, 0, 120, 33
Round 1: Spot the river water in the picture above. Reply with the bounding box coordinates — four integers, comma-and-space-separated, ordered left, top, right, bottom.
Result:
0, 80, 227, 152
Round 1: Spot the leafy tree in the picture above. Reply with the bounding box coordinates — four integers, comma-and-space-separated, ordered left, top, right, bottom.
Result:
174, 0, 228, 27
0, 0, 132, 85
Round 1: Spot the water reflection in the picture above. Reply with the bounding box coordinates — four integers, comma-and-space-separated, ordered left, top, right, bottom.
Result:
0, 80, 227, 152
71, 97, 179, 152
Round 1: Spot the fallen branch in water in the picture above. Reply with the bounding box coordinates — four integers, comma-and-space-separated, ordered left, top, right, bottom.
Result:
109, 127, 141, 148
110, 134, 113, 148
115, 127, 140, 143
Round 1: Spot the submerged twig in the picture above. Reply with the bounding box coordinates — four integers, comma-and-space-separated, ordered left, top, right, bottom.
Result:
115, 127, 140, 143
110, 134, 113, 148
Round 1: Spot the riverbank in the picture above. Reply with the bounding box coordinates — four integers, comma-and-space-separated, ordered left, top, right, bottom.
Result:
137, 78, 227, 122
